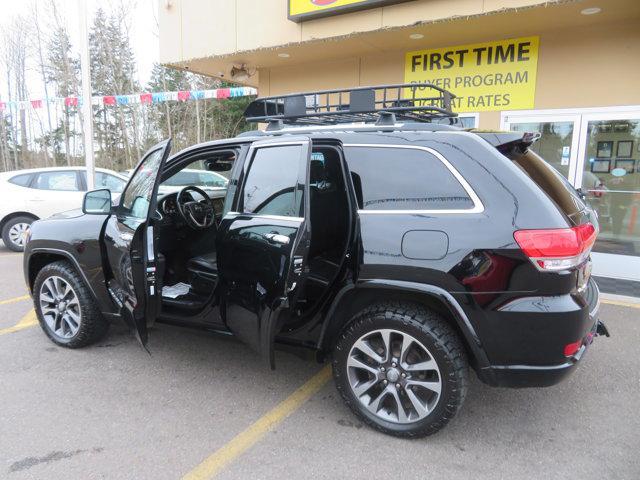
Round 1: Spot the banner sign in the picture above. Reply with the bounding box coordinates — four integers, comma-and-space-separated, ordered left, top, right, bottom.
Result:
404, 36, 540, 112
288, 0, 414, 22
0, 87, 257, 112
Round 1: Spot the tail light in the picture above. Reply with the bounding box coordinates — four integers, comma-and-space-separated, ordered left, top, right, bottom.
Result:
563, 340, 582, 357
514, 223, 597, 271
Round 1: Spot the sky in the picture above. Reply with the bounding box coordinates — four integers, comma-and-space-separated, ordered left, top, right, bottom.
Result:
0, 0, 159, 100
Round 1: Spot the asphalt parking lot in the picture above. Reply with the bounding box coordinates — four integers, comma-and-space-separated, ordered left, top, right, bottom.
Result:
0, 243, 639, 480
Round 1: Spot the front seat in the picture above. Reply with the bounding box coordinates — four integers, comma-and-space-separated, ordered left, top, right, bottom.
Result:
187, 252, 218, 294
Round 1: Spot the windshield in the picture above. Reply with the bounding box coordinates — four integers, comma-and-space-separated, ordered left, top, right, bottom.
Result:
161, 168, 228, 189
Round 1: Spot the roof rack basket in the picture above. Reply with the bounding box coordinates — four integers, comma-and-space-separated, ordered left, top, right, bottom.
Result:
243, 83, 457, 128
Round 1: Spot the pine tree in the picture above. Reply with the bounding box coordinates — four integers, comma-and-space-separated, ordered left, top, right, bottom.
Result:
90, 8, 140, 171
45, 25, 80, 166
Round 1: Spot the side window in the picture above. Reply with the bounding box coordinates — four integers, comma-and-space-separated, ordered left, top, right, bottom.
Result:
34, 171, 80, 191
241, 145, 303, 217
121, 149, 164, 219
95, 172, 126, 193
345, 147, 474, 211
8, 174, 32, 187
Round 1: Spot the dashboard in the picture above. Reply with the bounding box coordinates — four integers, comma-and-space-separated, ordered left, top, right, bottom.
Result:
161, 195, 179, 216
158, 190, 226, 223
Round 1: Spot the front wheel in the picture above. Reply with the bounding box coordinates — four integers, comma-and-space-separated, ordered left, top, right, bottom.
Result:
33, 261, 109, 348
2, 216, 35, 252
332, 301, 468, 438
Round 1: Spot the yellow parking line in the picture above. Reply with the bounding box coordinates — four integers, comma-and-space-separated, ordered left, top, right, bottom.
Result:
601, 299, 640, 309
182, 365, 332, 480
0, 294, 30, 306
0, 309, 38, 336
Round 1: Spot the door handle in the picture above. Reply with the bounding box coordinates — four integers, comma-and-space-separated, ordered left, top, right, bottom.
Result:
263, 233, 290, 245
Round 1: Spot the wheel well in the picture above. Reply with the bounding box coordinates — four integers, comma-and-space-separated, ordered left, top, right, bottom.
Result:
321, 288, 480, 368
27, 253, 69, 292
0, 212, 39, 231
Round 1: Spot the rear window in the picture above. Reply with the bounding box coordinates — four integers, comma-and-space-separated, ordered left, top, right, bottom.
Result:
8, 174, 32, 187
345, 146, 474, 211
508, 149, 586, 219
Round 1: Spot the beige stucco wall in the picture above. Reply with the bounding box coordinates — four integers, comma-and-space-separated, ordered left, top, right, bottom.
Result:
159, 0, 562, 64
158, 0, 640, 130
257, 19, 640, 129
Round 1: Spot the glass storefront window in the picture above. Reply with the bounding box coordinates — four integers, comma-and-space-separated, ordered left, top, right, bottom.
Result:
510, 121, 574, 178
581, 119, 640, 257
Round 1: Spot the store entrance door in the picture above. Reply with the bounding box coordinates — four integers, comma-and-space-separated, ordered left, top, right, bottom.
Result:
576, 113, 640, 281
503, 110, 640, 282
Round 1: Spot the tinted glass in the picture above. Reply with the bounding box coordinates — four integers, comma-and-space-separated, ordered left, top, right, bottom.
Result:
121, 149, 164, 219
509, 149, 586, 219
509, 121, 574, 178
242, 145, 303, 217
34, 171, 79, 191
8, 174, 32, 187
198, 171, 228, 188
345, 147, 473, 210
95, 172, 126, 193
162, 170, 200, 186
162, 169, 228, 188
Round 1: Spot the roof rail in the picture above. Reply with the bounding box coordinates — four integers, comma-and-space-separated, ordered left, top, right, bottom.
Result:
243, 83, 457, 128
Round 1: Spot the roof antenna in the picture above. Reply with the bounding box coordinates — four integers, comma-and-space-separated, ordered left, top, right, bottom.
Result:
376, 112, 396, 126
266, 119, 283, 131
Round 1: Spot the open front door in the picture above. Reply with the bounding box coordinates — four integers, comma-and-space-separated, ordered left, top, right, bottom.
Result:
217, 137, 311, 368
103, 139, 172, 348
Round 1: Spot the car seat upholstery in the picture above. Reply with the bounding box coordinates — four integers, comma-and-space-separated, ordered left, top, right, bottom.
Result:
187, 251, 218, 295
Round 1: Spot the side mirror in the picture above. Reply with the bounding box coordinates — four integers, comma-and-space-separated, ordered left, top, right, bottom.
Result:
83, 189, 112, 215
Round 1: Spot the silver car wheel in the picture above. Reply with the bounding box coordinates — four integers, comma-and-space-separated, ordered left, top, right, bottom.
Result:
8, 222, 30, 248
39, 276, 82, 339
347, 328, 442, 424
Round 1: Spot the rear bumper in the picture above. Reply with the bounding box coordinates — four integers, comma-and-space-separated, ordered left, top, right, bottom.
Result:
477, 278, 607, 388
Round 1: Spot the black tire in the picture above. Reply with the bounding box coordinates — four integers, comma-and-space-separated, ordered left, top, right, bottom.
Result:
332, 301, 468, 438
2, 215, 35, 252
33, 260, 109, 348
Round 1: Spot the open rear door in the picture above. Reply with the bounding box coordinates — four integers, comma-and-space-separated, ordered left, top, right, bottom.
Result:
217, 137, 311, 368
103, 139, 172, 348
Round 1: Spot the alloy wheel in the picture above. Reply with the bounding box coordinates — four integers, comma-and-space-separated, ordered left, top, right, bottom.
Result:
347, 328, 442, 424
8, 222, 30, 248
39, 276, 82, 339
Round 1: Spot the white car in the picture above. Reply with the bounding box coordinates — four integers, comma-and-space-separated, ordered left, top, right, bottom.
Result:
0, 166, 128, 252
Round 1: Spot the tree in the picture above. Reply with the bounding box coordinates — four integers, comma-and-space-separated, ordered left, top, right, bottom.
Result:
45, 21, 81, 166
147, 63, 254, 153
1, 15, 31, 169
90, 7, 140, 171
0, 3, 254, 173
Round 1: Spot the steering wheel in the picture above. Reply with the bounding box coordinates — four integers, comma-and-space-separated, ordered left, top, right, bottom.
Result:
176, 186, 216, 230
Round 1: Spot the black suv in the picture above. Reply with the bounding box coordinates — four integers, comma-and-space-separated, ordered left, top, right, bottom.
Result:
23, 84, 608, 437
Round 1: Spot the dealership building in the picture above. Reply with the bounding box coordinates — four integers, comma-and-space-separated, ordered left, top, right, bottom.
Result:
159, 0, 640, 288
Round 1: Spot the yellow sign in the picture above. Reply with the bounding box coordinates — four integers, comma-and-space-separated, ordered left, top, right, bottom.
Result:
404, 36, 540, 112
288, 0, 412, 22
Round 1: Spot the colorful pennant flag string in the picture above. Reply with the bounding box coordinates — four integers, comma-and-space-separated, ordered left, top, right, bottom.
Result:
0, 87, 257, 111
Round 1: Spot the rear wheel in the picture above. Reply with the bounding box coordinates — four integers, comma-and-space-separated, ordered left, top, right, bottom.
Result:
332, 301, 468, 438
33, 261, 109, 348
2, 216, 35, 252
